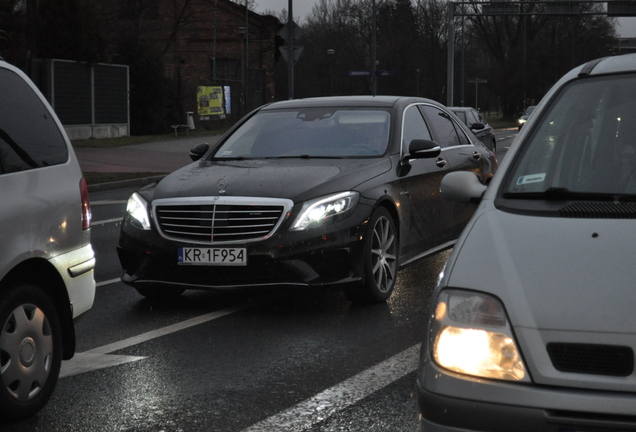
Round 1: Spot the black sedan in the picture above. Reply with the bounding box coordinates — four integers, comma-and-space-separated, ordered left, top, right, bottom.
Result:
449, 107, 496, 152
117, 96, 497, 303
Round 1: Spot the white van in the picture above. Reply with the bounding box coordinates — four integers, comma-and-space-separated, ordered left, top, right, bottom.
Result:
0, 60, 95, 420
417, 54, 636, 430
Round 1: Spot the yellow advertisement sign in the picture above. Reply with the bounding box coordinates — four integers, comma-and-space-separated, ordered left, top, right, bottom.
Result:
197, 86, 225, 117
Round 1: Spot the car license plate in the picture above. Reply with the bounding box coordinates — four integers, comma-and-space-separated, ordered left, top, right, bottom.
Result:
178, 247, 247, 266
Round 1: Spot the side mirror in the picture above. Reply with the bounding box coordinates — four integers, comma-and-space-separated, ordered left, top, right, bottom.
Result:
407, 139, 441, 160
440, 171, 487, 204
190, 143, 210, 161
470, 123, 485, 131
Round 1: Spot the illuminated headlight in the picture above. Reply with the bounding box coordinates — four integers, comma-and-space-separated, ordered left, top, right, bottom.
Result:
291, 192, 359, 231
431, 289, 529, 382
518, 118, 527, 125
126, 192, 152, 230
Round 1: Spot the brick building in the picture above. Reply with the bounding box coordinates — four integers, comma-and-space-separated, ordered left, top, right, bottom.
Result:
81, 0, 281, 130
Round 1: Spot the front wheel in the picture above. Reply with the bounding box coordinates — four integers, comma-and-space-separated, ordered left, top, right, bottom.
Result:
346, 207, 399, 304
0, 283, 63, 420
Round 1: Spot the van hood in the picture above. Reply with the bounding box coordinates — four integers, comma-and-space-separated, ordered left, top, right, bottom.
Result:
151, 157, 392, 203
447, 206, 636, 334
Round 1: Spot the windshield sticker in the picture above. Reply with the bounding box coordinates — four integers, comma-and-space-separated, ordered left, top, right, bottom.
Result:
516, 173, 546, 185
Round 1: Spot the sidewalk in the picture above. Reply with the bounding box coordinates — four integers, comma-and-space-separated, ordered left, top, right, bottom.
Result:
74, 135, 221, 191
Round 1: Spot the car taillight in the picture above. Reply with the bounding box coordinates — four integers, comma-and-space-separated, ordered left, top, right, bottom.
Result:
80, 177, 92, 230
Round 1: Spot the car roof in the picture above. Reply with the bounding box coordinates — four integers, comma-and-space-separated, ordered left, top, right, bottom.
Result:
258, 95, 442, 111
448, 107, 476, 112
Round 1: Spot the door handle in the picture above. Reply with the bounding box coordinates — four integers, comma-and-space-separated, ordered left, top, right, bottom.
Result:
436, 158, 447, 168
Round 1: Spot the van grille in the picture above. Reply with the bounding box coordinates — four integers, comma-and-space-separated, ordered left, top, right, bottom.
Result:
547, 343, 634, 376
153, 197, 293, 244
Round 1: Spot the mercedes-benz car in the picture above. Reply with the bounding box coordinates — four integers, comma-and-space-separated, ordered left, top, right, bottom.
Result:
117, 96, 497, 304
417, 54, 636, 430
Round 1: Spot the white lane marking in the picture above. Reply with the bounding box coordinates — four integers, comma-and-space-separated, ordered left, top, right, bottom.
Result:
93, 217, 123, 226
86, 304, 249, 355
97, 278, 121, 287
60, 353, 146, 378
61, 304, 249, 377
240, 344, 420, 432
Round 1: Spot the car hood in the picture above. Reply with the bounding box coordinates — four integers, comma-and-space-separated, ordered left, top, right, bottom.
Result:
447, 206, 636, 334
151, 157, 392, 202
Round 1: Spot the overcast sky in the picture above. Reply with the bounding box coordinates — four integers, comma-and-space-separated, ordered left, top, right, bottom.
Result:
254, 0, 636, 36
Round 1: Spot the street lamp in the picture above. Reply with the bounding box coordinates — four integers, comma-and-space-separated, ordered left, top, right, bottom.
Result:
327, 49, 335, 95
238, 26, 247, 116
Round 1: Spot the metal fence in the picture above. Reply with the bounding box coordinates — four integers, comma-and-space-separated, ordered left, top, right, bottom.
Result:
30, 59, 129, 139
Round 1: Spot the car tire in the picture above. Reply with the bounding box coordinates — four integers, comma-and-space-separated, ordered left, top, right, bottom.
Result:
346, 207, 399, 304
134, 285, 185, 301
0, 283, 62, 421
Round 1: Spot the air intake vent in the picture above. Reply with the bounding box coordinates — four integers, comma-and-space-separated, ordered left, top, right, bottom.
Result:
547, 343, 634, 376
560, 202, 636, 219
153, 197, 293, 245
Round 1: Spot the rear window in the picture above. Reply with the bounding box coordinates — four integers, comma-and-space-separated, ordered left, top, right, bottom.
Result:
0, 67, 68, 174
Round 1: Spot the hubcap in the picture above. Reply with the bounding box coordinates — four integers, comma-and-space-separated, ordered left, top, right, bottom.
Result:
370, 216, 397, 294
0, 304, 53, 401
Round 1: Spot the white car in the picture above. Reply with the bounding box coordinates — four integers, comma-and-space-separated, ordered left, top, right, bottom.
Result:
0, 59, 95, 420
417, 54, 636, 430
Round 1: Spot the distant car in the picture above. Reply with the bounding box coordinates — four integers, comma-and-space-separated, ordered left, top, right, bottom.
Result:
449, 107, 496, 152
417, 54, 636, 431
0, 60, 95, 420
517, 105, 536, 129
117, 96, 497, 304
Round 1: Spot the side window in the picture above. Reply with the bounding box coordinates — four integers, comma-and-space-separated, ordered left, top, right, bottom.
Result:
0, 69, 68, 174
420, 106, 463, 148
402, 105, 432, 152
467, 110, 479, 125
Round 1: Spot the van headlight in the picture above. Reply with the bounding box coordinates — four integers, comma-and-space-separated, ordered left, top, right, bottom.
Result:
431, 289, 529, 382
290, 192, 359, 231
126, 193, 152, 230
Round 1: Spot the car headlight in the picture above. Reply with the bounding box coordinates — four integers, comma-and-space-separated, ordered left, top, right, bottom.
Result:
290, 192, 359, 231
125, 192, 152, 230
430, 289, 529, 382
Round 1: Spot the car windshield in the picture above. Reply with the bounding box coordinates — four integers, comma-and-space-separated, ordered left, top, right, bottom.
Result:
504, 74, 636, 197
212, 108, 391, 159
523, 106, 536, 116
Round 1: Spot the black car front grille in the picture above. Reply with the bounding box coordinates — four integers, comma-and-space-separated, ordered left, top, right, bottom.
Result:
153, 198, 292, 244
547, 343, 634, 377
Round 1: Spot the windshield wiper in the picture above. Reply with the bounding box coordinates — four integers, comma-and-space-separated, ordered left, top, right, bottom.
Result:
503, 187, 616, 201
265, 155, 344, 159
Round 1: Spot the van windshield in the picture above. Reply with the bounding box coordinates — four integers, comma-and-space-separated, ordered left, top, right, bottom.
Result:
504, 74, 636, 198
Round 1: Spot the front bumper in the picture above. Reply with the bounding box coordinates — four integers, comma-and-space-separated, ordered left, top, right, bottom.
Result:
416, 359, 636, 431
117, 211, 369, 291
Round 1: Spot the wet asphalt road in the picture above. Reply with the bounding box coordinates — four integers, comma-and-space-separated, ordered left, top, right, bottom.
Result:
1, 131, 515, 432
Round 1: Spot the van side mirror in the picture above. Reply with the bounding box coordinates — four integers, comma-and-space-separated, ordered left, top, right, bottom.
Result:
441, 171, 487, 204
